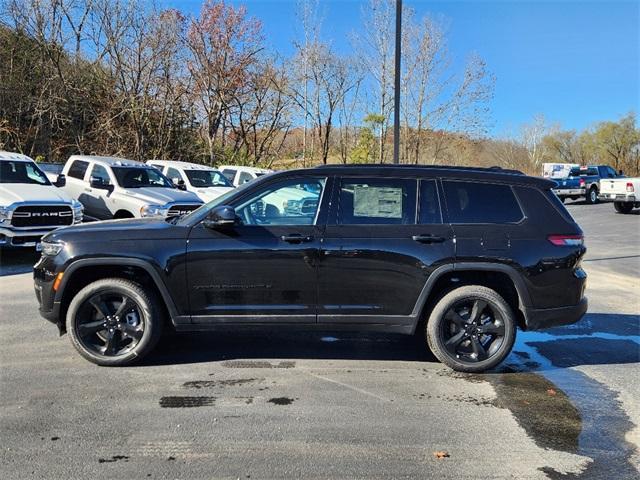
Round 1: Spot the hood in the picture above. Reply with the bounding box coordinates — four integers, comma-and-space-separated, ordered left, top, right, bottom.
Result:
194, 186, 234, 203
43, 217, 187, 243
122, 187, 202, 205
0, 183, 74, 206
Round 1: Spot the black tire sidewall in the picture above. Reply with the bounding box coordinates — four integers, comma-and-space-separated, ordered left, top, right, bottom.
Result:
67, 278, 162, 366
426, 286, 517, 373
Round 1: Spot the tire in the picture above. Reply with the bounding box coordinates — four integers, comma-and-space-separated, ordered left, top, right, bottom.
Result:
586, 187, 598, 204
614, 202, 633, 214
114, 210, 135, 219
426, 285, 516, 373
67, 278, 163, 366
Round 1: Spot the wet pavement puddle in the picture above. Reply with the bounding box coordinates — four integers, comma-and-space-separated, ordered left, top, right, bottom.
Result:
457, 327, 640, 479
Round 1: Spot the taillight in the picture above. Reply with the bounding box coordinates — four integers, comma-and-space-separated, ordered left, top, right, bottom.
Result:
579, 178, 585, 187
627, 182, 634, 192
548, 234, 584, 246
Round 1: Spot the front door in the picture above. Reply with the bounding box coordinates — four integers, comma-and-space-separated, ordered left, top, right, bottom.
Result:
186, 175, 330, 323
318, 176, 455, 327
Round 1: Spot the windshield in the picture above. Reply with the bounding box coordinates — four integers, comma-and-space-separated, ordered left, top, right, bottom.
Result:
185, 169, 233, 188
569, 167, 598, 177
0, 161, 51, 185
112, 167, 173, 188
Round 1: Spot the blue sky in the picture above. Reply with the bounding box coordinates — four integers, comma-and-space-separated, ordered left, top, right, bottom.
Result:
164, 0, 639, 137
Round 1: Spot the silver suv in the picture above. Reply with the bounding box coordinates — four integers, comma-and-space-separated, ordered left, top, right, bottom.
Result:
60, 156, 202, 220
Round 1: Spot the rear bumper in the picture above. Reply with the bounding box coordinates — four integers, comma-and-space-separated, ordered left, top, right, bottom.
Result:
553, 188, 585, 197
524, 297, 588, 330
598, 193, 637, 203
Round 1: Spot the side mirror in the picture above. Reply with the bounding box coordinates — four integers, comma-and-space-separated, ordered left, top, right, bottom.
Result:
90, 176, 110, 189
54, 173, 66, 187
203, 205, 237, 229
175, 179, 186, 191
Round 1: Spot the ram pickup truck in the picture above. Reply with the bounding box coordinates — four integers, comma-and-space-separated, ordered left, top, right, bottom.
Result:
598, 177, 640, 214
553, 165, 623, 204
1, 151, 82, 248
60, 155, 203, 220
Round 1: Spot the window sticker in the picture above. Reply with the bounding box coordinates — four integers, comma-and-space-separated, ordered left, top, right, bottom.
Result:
353, 185, 403, 218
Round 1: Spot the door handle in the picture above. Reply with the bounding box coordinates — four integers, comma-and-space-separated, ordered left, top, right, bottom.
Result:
412, 234, 446, 244
281, 234, 314, 243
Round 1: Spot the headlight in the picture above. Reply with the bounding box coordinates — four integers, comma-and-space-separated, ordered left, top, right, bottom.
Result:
72, 200, 83, 223
140, 204, 168, 218
0, 206, 10, 223
41, 240, 65, 256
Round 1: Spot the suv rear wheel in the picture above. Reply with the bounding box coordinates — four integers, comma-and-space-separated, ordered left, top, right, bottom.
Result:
67, 278, 163, 366
426, 285, 516, 373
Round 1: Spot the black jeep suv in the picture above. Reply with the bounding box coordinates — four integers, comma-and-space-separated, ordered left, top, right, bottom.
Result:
34, 165, 587, 372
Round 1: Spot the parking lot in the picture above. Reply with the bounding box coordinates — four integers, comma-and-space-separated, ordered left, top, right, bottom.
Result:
0, 202, 638, 479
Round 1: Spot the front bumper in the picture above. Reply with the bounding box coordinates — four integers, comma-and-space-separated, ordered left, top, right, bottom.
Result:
524, 297, 588, 330
552, 188, 585, 197
0, 226, 57, 247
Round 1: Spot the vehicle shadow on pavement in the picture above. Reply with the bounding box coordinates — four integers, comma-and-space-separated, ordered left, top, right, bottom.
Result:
0, 249, 40, 276
143, 331, 438, 366
140, 313, 639, 368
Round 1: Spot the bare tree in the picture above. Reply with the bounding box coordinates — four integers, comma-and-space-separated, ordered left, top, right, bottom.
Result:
185, 0, 263, 164
354, 0, 395, 163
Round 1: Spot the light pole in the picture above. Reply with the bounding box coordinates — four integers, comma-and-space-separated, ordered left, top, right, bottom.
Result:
393, 0, 402, 164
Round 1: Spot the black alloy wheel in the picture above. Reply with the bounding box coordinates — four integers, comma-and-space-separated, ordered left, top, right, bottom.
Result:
75, 292, 145, 357
440, 298, 505, 363
426, 285, 516, 372
67, 278, 163, 366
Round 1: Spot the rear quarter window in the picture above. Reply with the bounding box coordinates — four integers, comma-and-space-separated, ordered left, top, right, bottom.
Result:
67, 160, 89, 180
443, 181, 523, 224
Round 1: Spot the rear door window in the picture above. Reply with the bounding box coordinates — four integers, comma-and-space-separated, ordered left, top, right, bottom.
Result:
418, 180, 442, 224
67, 160, 89, 180
337, 178, 417, 225
443, 181, 523, 224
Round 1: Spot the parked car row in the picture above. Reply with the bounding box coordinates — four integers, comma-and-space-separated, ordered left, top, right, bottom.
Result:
543, 162, 638, 214
0, 151, 272, 248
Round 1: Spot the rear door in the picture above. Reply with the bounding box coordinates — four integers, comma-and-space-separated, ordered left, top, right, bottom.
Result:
317, 176, 455, 327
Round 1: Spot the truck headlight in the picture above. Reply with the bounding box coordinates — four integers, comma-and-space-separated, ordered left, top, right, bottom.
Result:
0, 206, 10, 223
72, 200, 83, 223
41, 240, 65, 256
140, 204, 167, 218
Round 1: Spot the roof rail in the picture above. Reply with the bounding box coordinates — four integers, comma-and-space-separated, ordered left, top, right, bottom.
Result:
312, 164, 524, 175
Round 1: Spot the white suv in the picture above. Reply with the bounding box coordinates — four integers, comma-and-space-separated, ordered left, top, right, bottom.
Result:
0, 151, 82, 248
219, 165, 273, 187
147, 160, 234, 203
60, 155, 202, 220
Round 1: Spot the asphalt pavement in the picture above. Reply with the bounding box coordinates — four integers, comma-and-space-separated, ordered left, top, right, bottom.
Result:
0, 201, 638, 479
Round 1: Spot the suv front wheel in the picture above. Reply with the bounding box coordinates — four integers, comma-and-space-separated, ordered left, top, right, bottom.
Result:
426, 285, 516, 373
67, 278, 163, 366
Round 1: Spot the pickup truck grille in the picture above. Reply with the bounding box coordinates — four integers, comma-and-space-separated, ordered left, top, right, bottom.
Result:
167, 204, 200, 217
11, 205, 73, 228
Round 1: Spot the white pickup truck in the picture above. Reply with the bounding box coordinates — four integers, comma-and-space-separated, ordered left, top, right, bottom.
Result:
1, 151, 83, 248
598, 177, 640, 214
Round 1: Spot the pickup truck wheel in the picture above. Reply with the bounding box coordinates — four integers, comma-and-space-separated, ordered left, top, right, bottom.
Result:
614, 202, 633, 214
67, 278, 163, 366
586, 187, 598, 204
426, 286, 516, 373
